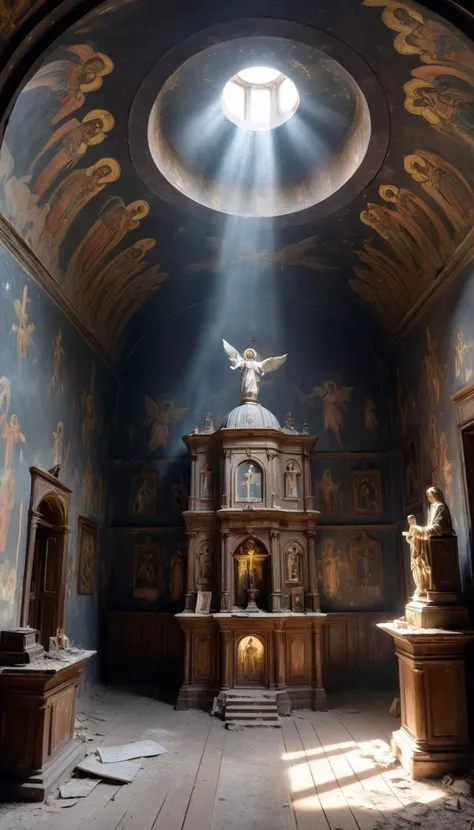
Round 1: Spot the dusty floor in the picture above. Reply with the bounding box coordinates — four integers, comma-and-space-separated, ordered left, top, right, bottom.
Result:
0, 687, 472, 830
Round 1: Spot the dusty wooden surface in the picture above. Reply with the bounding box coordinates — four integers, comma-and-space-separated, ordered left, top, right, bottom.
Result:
0, 688, 470, 830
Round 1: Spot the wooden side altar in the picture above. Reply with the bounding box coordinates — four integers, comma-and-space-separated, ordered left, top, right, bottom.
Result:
379, 488, 473, 779
0, 649, 95, 800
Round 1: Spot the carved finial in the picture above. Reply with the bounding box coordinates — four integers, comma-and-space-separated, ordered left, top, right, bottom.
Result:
48, 464, 62, 479
302, 422, 309, 434
283, 412, 295, 431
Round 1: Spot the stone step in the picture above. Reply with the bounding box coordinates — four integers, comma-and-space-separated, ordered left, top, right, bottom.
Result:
226, 702, 277, 710
226, 697, 276, 705
225, 710, 279, 721
225, 718, 281, 729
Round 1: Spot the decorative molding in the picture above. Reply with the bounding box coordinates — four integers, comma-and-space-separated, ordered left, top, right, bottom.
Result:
389, 228, 474, 346
451, 382, 474, 428
0, 214, 117, 374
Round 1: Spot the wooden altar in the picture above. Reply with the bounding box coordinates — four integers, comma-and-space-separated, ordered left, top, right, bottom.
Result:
0, 649, 95, 801
176, 402, 327, 713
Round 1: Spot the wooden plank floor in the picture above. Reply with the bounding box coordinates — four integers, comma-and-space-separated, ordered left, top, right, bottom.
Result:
0, 689, 455, 830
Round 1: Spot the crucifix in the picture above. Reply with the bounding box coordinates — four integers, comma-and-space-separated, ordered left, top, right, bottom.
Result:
244, 464, 257, 500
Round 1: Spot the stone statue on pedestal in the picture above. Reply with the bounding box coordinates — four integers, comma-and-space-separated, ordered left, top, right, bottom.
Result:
223, 340, 287, 403
403, 487, 454, 599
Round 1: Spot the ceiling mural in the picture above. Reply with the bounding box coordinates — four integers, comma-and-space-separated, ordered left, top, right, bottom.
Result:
0, 0, 473, 362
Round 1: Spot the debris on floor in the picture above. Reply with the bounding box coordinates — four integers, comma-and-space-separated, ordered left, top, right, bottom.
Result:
357, 739, 396, 768
76, 756, 142, 783
97, 739, 166, 763
59, 778, 100, 799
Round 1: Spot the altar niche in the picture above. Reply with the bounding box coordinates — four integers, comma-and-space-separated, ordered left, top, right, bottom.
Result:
236, 635, 265, 685
233, 538, 270, 611
235, 460, 263, 503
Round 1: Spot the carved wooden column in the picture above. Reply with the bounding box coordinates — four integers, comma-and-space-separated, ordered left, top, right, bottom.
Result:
20, 511, 40, 626
184, 531, 196, 612
312, 620, 327, 708
274, 620, 286, 690
189, 452, 198, 510
220, 626, 232, 689
270, 529, 281, 611
307, 530, 320, 612
220, 530, 232, 612
222, 449, 232, 507
183, 628, 192, 687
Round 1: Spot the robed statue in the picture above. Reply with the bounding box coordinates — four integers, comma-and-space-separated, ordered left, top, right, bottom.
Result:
223, 340, 287, 403
403, 486, 454, 598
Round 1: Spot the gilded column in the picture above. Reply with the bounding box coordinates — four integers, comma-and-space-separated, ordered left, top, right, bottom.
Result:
270, 529, 281, 612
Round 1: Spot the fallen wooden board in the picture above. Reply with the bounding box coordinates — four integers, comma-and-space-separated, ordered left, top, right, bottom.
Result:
60, 777, 100, 798
97, 740, 166, 764
76, 756, 141, 783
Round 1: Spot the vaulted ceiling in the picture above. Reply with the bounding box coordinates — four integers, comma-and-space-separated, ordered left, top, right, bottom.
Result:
0, 0, 474, 366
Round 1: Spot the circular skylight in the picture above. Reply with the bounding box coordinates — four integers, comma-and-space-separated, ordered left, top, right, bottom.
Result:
221, 66, 299, 131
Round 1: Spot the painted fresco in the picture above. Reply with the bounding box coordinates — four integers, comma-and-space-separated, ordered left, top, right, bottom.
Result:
0, 0, 472, 365
0, 245, 116, 662
394, 253, 474, 590
109, 302, 400, 613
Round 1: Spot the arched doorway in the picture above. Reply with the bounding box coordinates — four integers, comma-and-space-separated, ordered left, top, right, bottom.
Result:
20, 467, 71, 649
27, 496, 65, 648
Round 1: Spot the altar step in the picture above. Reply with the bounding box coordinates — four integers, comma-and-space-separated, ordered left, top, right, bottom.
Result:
224, 692, 281, 729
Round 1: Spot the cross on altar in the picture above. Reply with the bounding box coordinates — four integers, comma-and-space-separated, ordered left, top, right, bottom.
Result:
244, 464, 257, 500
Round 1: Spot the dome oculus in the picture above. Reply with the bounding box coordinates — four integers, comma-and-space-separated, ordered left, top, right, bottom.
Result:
221, 66, 299, 131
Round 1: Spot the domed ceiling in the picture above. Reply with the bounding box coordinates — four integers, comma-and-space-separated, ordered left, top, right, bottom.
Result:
0, 0, 473, 364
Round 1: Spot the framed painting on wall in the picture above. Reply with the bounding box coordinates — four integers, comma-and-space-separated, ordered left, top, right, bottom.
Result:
129, 472, 158, 516
353, 469, 382, 517
133, 542, 162, 601
77, 516, 98, 595
349, 532, 382, 605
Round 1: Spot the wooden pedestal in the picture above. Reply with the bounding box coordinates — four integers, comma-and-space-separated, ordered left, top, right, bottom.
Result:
176, 612, 327, 713
379, 624, 473, 779
0, 650, 95, 801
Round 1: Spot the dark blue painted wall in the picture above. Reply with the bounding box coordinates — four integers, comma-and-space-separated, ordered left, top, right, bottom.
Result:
112, 298, 402, 613
395, 259, 474, 594
0, 244, 117, 683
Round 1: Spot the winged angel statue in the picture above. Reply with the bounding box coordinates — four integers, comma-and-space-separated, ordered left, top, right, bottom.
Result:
223, 340, 287, 404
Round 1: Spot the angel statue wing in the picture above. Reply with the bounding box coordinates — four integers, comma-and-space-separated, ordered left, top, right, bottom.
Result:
259, 354, 288, 374
223, 339, 242, 368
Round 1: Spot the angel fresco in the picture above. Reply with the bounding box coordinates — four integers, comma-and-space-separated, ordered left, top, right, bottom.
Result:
0, 0, 37, 39
102, 266, 167, 356
39, 158, 120, 268
11, 285, 35, 358
360, 203, 421, 274
21, 45, 114, 125
188, 236, 336, 274
29, 109, 115, 200
315, 469, 342, 512
297, 379, 353, 446
404, 150, 474, 238
404, 69, 474, 151
66, 197, 149, 286
223, 340, 287, 403
422, 326, 442, 404
363, 0, 474, 72
455, 331, 473, 383
78, 237, 155, 311
364, 397, 378, 431
379, 185, 452, 265
51, 328, 64, 387
144, 394, 189, 453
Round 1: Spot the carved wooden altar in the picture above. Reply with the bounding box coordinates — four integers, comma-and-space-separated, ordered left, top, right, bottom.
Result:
176, 404, 327, 713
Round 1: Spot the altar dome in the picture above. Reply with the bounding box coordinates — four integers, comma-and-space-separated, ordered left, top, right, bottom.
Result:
222, 403, 280, 430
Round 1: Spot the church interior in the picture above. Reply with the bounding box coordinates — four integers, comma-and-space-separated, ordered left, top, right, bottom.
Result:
1, 0, 474, 827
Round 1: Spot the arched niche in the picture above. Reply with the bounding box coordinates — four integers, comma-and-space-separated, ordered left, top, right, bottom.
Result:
234, 459, 264, 503
232, 537, 270, 610
20, 467, 71, 648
